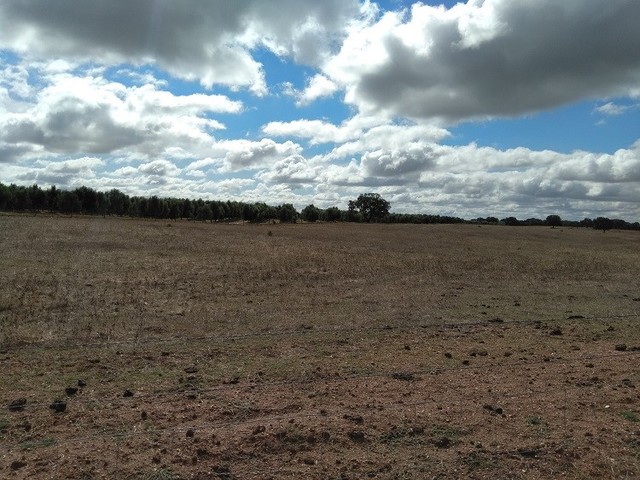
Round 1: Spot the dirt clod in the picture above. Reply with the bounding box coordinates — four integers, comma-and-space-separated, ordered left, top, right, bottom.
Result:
347, 430, 365, 442
8, 398, 27, 412
49, 400, 67, 413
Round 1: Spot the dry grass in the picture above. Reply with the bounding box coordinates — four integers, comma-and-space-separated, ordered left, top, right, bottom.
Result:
1, 214, 639, 479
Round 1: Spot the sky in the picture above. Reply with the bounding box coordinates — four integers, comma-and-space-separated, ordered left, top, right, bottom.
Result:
1, 0, 639, 220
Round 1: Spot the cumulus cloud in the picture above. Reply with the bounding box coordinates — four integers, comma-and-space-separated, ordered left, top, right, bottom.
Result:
15, 157, 104, 186
325, 0, 640, 122
217, 139, 302, 172
263, 116, 449, 148
293, 74, 339, 106
0, 0, 360, 93
0, 70, 242, 159
257, 154, 321, 185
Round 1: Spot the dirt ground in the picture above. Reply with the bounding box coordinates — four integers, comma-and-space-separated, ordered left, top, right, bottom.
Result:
1, 214, 639, 479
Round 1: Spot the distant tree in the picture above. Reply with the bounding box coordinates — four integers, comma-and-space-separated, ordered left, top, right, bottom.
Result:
523, 217, 544, 226
196, 203, 213, 222
178, 199, 191, 219
168, 200, 181, 221
46, 185, 59, 212
242, 203, 256, 223
28, 184, 47, 212
74, 186, 99, 214
277, 203, 298, 223
485, 216, 499, 224
301, 204, 320, 222
546, 214, 562, 228
502, 216, 520, 226
58, 191, 81, 215
593, 217, 613, 233
579, 218, 594, 228
107, 189, 128, 216
324, 206, 342, 222
348, 193, 390, 222
0, 183, 11, 210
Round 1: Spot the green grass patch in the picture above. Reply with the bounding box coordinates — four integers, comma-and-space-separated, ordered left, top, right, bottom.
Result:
621, 411, 640, 422
20, 437, 56, 450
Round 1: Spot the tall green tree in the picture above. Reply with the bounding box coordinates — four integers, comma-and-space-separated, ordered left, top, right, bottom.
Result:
348, 193, 390, 223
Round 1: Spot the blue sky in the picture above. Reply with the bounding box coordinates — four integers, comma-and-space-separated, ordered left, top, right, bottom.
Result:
1, 0, 639, 220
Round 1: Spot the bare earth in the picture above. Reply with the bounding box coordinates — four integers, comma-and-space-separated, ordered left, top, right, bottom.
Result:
1, 214, 639, 479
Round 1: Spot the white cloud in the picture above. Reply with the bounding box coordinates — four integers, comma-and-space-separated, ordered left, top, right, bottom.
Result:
295, 74, 338, 106
324, 0, 640, 122
0, 69, 242, 159
595, 101, 640, 117
0, 0, 360, 93
217, 139, 303, 172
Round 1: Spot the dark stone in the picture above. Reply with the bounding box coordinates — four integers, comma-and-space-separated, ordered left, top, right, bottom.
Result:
615, 344, 628, 352
49, 400, 67, 413
8, 398, 27, 412
77, 379, 87, 387
550, 328, 563, 336
123, 389, 134, 397
347, 430, 365, 442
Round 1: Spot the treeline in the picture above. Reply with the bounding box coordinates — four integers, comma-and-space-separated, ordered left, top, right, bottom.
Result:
0, 182, 638, 230
470, 215, 640, 231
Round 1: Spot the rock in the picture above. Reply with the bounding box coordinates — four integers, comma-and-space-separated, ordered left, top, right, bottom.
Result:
469, 349, 488, 357
252, 425, 266, 435
483, 404, 504, 415
184, 367, 198, 374
303, 457, 317, 465
65, 387, 78, 396
186, 429, 195, 438
77, 379, 87, 387
8, 398, 27, 412
615, 344, 627, 351
49, 400, 67, 413
123, 389, 134, 397
444, 352, 453, 359
550, 328, 563, 336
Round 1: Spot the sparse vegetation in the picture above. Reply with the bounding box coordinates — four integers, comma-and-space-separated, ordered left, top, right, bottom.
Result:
0, 216, 639, 478
621, 411, 640, 422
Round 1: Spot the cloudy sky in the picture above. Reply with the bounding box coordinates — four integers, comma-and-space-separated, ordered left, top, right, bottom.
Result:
1, 0, 639, 220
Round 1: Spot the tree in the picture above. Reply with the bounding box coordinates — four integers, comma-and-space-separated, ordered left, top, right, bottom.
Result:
301, 204, 320, 222
277, 203, 298, 223
323, 206, 341, 222
348, 193, 390, 223
593, 217, 613, 233
546, 214, 562, 228
501, 216, 520, 226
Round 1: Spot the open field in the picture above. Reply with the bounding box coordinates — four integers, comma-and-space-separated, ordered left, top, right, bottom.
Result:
1, 214, 639, 479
